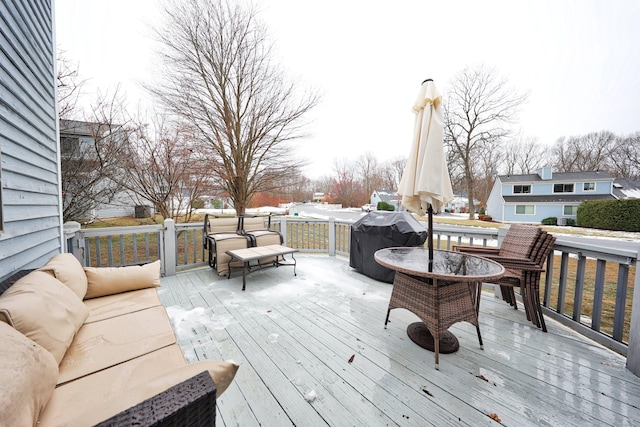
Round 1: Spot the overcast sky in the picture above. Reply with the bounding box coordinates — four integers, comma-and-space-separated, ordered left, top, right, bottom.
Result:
55, 0, 640, 179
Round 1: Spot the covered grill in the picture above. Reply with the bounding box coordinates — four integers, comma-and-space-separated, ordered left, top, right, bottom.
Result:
349, 211, 427, 283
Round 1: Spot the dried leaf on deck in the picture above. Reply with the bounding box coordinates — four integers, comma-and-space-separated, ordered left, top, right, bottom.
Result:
348, 354, 355, 364
488, 413, 501, 422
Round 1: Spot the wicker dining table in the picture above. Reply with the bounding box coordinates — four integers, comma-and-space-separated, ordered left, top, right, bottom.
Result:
374, 247, 505, 369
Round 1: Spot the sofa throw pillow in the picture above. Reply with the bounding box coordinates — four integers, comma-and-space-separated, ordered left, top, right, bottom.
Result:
0, 322, 59, 427
84, 260, 161, 299
38, 253, 88, 299
0, 271, 89, 364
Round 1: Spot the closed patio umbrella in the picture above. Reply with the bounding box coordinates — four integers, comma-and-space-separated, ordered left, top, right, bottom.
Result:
397, 79, 453, 263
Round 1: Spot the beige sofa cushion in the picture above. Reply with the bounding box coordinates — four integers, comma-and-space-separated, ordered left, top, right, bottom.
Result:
58, 305, 176, 385
38, 344, 186, 427
66, 360, 239, 427
0, 322, 59, 427
38, 253, 88, 299
84, 260, 161, 299
0, 271, 89, 364
84, 288, 162, 324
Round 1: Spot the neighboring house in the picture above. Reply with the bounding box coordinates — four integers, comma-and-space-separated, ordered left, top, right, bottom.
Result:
444, 192, 480, 214
612, 177, 640, 200
486, 167, 621, 223
370, 190, 401, 211
0, 0, 60, 282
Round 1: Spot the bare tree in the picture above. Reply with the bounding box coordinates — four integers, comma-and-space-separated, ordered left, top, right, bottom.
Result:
503, 136, 546, 175
444, 65, 528, 219
118, 115, 213, 222
356, 151, 383, 200
609, 132, 640, 180
378, 156, 406, 192
150, 0, 319, 215
57, 51, 85, 120
552, 131, 615, 172
60, 88, 133, 222
329, 158, 367, 207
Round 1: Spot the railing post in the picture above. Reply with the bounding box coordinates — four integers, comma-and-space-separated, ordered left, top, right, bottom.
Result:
163, 218, 176, 277
625, 245, 640, 376
280, 215, 288, 246
63, 221, 85, 266
328, 216, 336, 256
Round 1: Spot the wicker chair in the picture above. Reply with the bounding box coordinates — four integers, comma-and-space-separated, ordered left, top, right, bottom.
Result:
490, 232, 557, 331
454, 224, 542, 309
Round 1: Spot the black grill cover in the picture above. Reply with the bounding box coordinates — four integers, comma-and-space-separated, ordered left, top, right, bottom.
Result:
349, 211, 427, 283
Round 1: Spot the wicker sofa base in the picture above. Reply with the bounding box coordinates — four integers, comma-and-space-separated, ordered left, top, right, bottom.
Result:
97, 371, 217, 427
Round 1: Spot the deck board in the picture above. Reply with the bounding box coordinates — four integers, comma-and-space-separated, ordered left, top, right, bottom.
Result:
159, 254, 640, 427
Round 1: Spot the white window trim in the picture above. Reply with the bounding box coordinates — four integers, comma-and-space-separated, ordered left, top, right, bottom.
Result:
553, 183, 575, 194
515, 204, 535, 215
513, 184, 531, 194
583, 182, 596, 192
563, 205, 578, 216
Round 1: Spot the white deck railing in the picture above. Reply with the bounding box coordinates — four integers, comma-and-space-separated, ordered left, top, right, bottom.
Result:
65, 216, 640, 376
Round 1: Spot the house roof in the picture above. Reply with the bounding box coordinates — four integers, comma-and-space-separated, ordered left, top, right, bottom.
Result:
503, 194, 616, 204
373, 190, 399, 202
499, 170, 614, 183
612, 178, 640, 199
59, 119, 94, 136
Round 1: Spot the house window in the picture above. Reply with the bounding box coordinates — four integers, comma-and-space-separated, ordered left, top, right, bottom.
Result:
553, 183, 574, 193
60, 136, 80, 159
563, 205, 578, 216
513, 185, 531, 194
583, 182, 595, 191
515, 205, 535, 215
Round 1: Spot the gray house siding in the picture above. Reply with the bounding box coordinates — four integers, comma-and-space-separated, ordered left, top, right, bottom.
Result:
0, 0, 60, 281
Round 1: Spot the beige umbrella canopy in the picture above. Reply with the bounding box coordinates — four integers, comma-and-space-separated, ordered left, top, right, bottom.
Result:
397, 79, 454, 260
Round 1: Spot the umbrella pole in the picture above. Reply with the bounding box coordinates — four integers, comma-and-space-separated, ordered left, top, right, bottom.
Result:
428, 204, 434, 269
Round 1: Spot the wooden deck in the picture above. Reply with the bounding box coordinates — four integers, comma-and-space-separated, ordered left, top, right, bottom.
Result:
159, 254, 640, 427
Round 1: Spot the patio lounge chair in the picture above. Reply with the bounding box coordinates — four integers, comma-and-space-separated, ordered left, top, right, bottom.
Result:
203, 214, 251, 276
238, 215, 284, 266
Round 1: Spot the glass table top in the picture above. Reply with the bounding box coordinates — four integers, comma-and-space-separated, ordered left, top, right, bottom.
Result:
374, 247, 505, 281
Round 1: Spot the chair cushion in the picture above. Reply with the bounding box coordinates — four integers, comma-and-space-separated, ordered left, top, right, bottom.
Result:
0, 322, 59, 427
38, 253, 88, 299
0, 271, 89, 364
84, 260, 161, 299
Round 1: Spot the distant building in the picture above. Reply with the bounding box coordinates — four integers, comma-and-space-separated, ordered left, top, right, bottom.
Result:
485, 167, 631, 223
312, 192, 325, 203
370, 190, 401, 211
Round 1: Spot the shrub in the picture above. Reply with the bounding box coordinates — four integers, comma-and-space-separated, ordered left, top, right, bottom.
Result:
191, 199, 204, 209
478, 214, 492, 222
541, 217, 557, 225
577, 199, 640, 231
377, 201, 395, 211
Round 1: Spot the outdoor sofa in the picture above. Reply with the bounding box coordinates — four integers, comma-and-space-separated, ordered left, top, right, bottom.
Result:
0, 253, 238, 427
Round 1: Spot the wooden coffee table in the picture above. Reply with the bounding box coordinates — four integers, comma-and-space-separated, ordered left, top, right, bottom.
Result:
226, 245, 298, 290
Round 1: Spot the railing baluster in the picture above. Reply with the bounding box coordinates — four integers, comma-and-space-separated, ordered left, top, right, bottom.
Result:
613, 264, 630, 341
119, 235, 125, 265
95, 237, 102, 267
557, 252, 569, 315
107, 236, 113, 266
592, 259, 607, 331
132, 233, 138, 264
573, 253, 587, 323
